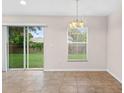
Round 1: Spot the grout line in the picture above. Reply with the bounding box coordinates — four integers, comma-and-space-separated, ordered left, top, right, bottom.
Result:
58, 72, 64, 93
75, 75, 78, 93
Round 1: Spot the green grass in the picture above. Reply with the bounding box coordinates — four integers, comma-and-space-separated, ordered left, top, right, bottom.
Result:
9, 54, 23, 68
9, 53, 43, 68
29, 53, 44, 68
68, 53, 87, 62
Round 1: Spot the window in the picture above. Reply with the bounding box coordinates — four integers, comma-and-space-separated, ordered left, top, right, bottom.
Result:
68, 28, 88, 62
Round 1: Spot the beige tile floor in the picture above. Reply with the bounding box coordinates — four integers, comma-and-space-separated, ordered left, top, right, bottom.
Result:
2, 71, 122, 93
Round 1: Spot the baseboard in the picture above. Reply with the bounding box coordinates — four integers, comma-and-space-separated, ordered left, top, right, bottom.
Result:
2, 69, 7, 72
107, 69, 122, 83
44, 69, 107, 71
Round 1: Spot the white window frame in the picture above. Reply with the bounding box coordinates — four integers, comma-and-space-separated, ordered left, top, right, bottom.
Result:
67, 27, 88, 62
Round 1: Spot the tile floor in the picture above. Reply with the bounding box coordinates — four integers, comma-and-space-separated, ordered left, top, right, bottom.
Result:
2, 71, 122, 93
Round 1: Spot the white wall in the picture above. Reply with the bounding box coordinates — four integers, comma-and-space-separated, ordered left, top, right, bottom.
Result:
107, 10, 122, 82
2, 16, 107, 71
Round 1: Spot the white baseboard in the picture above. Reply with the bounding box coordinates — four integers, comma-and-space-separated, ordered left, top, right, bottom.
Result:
107, 69, 122, 83
44, 69, 107, 71
2, 69, 7, 72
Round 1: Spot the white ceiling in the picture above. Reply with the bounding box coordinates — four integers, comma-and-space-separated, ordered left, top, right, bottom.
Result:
2, 0, 121, 16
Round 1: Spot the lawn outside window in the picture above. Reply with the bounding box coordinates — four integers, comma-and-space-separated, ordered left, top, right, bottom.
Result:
68, 27, 88, 62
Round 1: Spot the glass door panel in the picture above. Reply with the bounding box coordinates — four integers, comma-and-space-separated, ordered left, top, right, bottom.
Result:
9, 26, 24, 68
28, 26, 44, 68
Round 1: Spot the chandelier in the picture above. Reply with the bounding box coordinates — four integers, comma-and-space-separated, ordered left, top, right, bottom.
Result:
69, 0, 85, 30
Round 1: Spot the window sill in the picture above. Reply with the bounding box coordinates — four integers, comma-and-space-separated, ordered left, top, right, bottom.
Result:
68, 60, 88, 62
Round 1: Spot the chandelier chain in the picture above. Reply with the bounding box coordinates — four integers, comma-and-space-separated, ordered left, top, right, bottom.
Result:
76, 0, 79, 20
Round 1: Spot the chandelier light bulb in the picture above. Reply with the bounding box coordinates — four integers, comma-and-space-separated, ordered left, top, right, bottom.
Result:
20, 0, 26, 5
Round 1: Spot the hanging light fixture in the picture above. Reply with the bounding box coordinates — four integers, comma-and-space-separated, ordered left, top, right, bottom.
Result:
69, 0, 85, 30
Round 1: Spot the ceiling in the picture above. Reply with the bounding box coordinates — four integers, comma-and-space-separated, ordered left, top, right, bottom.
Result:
2, 0, 122, 16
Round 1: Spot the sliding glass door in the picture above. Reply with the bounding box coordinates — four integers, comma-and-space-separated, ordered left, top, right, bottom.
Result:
28, 26, 44, 68
8, 26, 44, 69
9, 26, 24, 68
